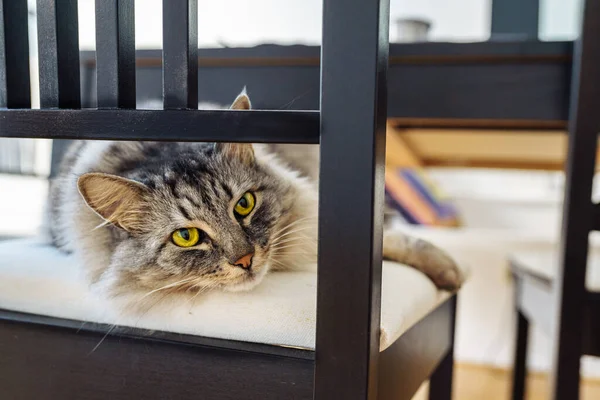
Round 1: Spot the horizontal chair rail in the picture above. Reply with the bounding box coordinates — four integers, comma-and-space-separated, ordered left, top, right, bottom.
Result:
0, 109, 320, 143
0, 312, 316, 400
0, 297, 457, 400
0, 308, 314, 360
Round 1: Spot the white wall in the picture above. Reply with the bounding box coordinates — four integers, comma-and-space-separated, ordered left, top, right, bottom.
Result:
540, 0, 582, 41
392, 0, 490, 42
411, 226, 600, 378
419, 168, 600, 377
77, 0, 492, 49
72, 0, 580, 51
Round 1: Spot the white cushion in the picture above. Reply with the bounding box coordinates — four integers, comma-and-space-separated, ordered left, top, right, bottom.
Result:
0, 175, 47, 237
0, 238, 464, 351
510, 247, 600, 291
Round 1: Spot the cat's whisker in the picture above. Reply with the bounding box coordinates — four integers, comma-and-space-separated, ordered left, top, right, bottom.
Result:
271, 236, 318, 248
188, 281, 216, 310
185, 279, 204, 293
91, 220, 110, 231
270, 255, 314, 270
278, 89, 312, 110
139, 277, 197, 300
272, 235, 317, 246
271, 224, 294, 238
273, 226, 314, 241
76, 321, 88, 333
272, 251, 314, 257
133, 292, 172, 328
271, 246, 314, 254
188, 292, 202, 312
274, 215, 317, 231
271, 239, 315, 251
88, 324, 117, 355
271, 243, 316, 253
272, 251, 316, 262
271, 243, 316, 252
271, 225, 316, 244
269, 258, 290, 269
271, 216, 317, 237
187, 283, 209, 311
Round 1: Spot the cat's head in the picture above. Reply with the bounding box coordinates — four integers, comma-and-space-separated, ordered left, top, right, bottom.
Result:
77, 92, 317, 308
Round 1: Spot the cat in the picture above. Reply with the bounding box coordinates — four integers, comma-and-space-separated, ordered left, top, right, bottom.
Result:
46, 91, 463, 314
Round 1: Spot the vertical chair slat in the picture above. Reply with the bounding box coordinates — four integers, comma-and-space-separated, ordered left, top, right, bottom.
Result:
549, 0, 600, 398
0, 0, 31, 108
95, 0, 135, 109
36, 0, 80, 108
314, 0, 389, 399
37, 0, 80, 179
162, 0, 198, 109
491, 0, 539, 39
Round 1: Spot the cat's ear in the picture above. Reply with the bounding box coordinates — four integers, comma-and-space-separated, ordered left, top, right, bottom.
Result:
214, 143, 255, 165
218, 89, 253, 164
77, 172, 149, 233
229, 87, 251, 110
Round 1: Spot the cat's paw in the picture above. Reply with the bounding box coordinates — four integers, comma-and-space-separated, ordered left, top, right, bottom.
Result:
417, 241, 464, 291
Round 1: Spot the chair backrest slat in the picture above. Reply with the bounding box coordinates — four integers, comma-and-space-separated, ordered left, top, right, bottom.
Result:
162, 0, 198, 110
314, 0, 389, 399
37, 0, 80, 177
0, 0, 30, 109
550, 0, 600, 395
95, 0, 136, 109
36, 0, 81, 109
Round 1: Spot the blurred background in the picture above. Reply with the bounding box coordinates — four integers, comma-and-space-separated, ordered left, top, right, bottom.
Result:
1, 0, 598, 398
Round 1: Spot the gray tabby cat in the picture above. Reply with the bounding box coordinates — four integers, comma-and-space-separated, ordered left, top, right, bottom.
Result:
47, 92, 463, 314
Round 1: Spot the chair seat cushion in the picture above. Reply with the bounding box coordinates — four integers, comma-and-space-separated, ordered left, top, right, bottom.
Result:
510, 247, 600, 291
0, 238, 464, 351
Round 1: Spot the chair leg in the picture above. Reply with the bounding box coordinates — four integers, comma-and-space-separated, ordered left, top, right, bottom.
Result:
511, 310, 529, 400
429, 296, 456, 400
549, 329, 582, 399
428, 348, 454, 400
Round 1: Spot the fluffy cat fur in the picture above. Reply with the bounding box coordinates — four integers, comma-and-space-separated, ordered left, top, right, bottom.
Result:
47, 91, 463, 314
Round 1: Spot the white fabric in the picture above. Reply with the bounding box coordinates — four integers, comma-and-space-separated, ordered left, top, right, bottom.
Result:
510, 247, 600, 291
0, 238, 462, 351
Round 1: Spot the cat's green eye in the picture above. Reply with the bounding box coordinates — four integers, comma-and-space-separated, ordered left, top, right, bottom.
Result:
234, 192, 255, 217
172, 228, 200, 247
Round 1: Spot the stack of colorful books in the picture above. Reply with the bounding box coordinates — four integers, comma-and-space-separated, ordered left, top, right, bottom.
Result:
385, 167, 461, 227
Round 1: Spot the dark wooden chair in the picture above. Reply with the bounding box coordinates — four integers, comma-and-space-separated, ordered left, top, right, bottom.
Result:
0, 1, 459, 399
509, 1, 600, 398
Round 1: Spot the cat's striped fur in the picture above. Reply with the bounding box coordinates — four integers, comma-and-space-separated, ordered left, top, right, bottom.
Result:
46, 92, 463, 313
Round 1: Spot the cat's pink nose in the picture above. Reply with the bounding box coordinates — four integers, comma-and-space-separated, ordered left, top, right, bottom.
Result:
234, 253, 254, 269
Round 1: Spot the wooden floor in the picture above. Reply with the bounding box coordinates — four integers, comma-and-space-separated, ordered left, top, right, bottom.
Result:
412, 363, 600, 400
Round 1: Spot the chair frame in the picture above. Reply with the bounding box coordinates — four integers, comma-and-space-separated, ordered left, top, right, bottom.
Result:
510, 0, 600, 399
0, 1, 457, 399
